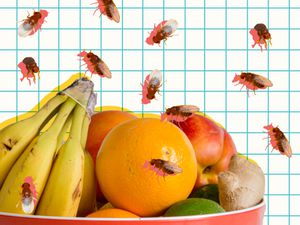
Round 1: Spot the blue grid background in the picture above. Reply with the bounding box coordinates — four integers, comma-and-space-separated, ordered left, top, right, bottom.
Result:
0, 0, 300, 224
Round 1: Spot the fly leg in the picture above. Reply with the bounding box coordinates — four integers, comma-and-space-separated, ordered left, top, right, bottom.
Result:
33, 74, 36, 84
27, 77, 31, 86
93, 8, 99, 16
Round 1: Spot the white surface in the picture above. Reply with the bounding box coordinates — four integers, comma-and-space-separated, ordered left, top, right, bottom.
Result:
0, 1, 299, 224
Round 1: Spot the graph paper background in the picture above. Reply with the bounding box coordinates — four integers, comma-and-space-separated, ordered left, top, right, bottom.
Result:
0, 0, 300, 224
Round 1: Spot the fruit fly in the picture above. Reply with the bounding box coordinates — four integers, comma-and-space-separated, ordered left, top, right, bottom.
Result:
20, 176, 37, 214
264, 124, 292, 158
92, 0, 120, 23
161, 105, 199, 122
18, 57, 40, 85
78, 50, 112, 79
141, 69, 162, 104
232, 72, 273, 95
249, 23, 272, 51
146, 19, 178, 46
144, 159, 182, 177
18, 10, 48, 37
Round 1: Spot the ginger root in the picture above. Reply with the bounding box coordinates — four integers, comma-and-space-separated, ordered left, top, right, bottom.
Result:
218, 155, 265, 211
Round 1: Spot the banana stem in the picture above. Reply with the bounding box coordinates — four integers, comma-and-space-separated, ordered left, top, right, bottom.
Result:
70, 105, 86, 141
62, 78, 94, 110
47, 98, 77, 137
80, 92, 96, 149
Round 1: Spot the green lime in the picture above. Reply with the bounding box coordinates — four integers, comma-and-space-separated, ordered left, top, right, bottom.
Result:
164, 198, 225, 217
189, 184, 220, 203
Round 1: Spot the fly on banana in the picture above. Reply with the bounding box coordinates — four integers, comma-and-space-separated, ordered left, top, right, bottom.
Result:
0, 78, 97, 216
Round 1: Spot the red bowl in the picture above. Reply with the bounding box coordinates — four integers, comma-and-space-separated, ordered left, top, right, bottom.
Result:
0, 200, 265, 225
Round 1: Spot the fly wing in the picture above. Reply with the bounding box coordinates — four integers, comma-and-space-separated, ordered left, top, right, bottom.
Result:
164, 162, 183, 174
18, 23, 33, 37
141, 75, 151, 104
280, 137, 292, 158
21, 200, 35, 214
178, 105, 200, 114
253, 75, 273, 88
97, 60, 112, 78
107, 2, 120, 23
162, 19, 178, 36
149, 69, 162, 86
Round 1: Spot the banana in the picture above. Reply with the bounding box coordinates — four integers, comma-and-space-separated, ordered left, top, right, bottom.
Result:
55, 77, 94, 156
36, 104, 86, 216
0, 98, 76, 214
77, 112, 97, 217
0, 93, 68, 188
55, 112, 72, 155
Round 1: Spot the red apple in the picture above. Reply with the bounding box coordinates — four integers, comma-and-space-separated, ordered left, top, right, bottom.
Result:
176, 114, 237, 188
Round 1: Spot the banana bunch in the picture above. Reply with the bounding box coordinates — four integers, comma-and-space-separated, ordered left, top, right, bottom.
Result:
0, 78, 97, 217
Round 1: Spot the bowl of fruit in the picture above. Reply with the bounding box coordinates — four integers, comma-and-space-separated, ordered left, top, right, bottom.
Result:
0, 77, 265, 225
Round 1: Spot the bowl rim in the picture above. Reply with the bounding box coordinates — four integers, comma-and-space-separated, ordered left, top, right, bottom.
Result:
0, 200, 265, 221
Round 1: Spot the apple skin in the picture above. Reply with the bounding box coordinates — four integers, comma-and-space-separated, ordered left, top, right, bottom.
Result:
176, 114, 237, 188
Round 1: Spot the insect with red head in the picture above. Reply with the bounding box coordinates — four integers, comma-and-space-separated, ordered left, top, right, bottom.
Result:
249, 23, 272, 51
264, 124, 292, 158
232, 72, 273, 95
92, 0, 120, 23
78, 50, 112, 79
144, 159, 183, 177
18, 10, 48, 37
141, 69, 162, 104
20, 177, 37, 214
146, 19, 178, 46
21, 183, 34, 214
18, 57, 40, 85
161, 105, 199, 123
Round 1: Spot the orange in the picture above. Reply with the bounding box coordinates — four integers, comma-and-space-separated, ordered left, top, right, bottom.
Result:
86, 110, 137, 164
86, 110, 136, 201
96, 118, 197, 217
87, 208, 139, 218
